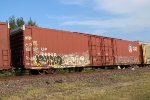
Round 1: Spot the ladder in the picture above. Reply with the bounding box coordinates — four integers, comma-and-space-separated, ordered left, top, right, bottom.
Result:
2, 50, 9, 66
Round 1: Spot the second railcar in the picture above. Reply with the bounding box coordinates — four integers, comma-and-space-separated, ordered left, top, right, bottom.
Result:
140, 42, 150, 64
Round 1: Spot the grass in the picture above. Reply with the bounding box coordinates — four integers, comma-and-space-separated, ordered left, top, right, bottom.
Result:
0, 71, 12, 77
1, 72, 150, 100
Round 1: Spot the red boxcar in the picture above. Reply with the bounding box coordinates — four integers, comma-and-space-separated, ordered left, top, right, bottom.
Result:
0, 22, 11, 70
10, 25, 141, 69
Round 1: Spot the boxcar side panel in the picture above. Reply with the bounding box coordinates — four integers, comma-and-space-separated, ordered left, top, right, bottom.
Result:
0, 22, 10, 70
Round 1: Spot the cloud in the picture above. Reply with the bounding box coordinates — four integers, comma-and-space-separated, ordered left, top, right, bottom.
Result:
58, 0, 150, 41
59, 0, 150, 14
62, 16, 150, 32
94, 0, 150, 15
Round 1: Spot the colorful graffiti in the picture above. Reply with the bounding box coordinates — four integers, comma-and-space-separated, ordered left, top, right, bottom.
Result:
34, 53, 62, 66
30, 52, 90, 67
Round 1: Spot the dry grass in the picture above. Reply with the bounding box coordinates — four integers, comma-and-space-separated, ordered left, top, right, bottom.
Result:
1, 72, 150, 100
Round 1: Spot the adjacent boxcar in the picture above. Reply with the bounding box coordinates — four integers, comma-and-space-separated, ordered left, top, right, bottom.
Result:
140, 42, 150, 64
0, 22, 11, 70
10, 26, 90, 69
88, 36, 141, 66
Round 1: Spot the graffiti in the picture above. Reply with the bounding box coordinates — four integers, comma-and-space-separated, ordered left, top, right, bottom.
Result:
34, 53, 62, 66
30, 52, 90, 67
25, 36, 32, 40
32, 41, 39, 53
62, 54, 89, 66
33, 47, 39, 52
33, 41, 38, 46
115, 56, 138, 64
25, 36, 33, 51
25, 43, 32, 51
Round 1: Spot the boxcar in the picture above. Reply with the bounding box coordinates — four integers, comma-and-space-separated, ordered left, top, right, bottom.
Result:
0, 22, 11, 70
10, 25, 141, 70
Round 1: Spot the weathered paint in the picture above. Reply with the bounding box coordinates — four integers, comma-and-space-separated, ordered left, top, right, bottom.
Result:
0, 22, 10, 70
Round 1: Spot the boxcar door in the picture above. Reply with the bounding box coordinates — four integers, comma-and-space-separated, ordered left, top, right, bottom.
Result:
102, 37, 114, 66
88, 36, 114, 66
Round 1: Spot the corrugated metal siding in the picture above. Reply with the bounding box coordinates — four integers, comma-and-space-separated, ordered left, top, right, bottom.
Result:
0, 22, 10, 70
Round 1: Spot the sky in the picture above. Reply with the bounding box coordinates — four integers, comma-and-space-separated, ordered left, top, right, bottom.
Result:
0, 0, 150, 42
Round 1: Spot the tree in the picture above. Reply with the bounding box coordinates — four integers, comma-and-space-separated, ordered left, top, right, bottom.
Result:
27, 17, 38, 26
7, 16, 38, 29
16, 17, 25, 27
8, 16, 17, 29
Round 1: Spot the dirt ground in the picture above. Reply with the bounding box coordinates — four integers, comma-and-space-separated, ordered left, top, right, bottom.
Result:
0, 67, 150, 100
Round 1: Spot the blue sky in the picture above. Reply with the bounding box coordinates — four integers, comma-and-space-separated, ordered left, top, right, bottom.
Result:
0, 0, 150, 42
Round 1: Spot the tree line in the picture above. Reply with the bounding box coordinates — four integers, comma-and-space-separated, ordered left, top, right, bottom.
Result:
6, 16, 38, 29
